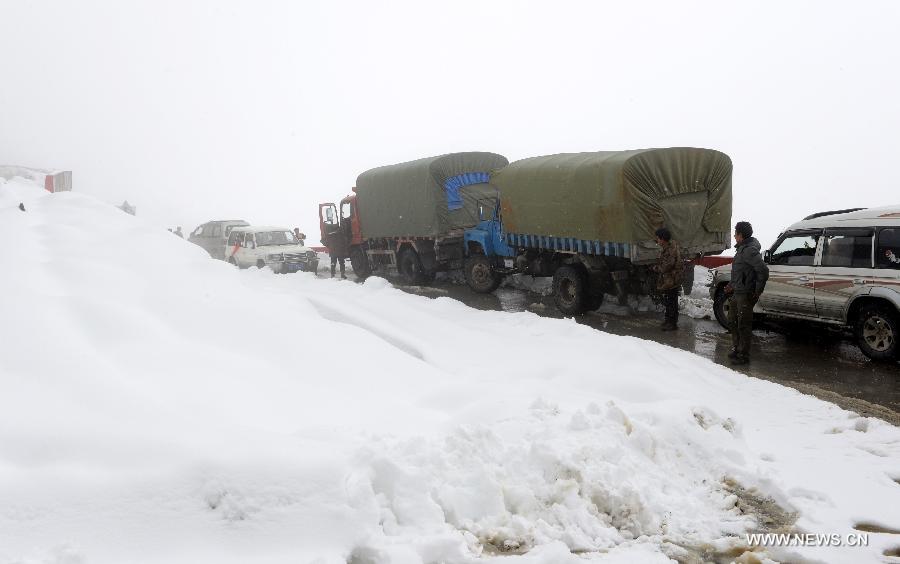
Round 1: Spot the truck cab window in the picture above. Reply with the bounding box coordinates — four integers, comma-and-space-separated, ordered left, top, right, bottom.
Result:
769, 232, 820, 266
324, 206, 337, 225
341, 202, 352, 220
877, 228, 900, 269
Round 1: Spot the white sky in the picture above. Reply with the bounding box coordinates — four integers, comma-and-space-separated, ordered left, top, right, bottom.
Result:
2, 0, 899, 246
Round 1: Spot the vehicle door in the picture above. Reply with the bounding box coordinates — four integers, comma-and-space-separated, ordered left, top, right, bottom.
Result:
227, 231, 245, 265
815, 227, 875, 321
872, 226, 900, 295
241, 233, 258, 267
319, 203, 339, 245
758, 229, 821, 316
340, 199, 355, 243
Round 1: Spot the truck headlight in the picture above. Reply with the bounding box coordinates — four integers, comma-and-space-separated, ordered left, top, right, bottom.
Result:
267, 253, 285, 262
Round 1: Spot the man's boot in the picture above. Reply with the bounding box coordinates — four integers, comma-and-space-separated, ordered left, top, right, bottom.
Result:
730, 354, 749, 366
330, 265, 336, 278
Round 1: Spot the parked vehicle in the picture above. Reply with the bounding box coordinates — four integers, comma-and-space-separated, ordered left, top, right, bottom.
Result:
189, 220, 249, 260
463, 148, 733, 314
226, 226, 319, 273
709, 206, 900, 361
318, 152, 509, 284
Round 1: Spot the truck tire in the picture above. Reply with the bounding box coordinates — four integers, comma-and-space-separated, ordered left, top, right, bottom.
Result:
713, 286, 732, 330
398, 249, 427, 285
465, 255, 501, 293
855, 304, 898, 361
350, 247, 370, 279
553, 265, 587, 315
585, 293, 604, 311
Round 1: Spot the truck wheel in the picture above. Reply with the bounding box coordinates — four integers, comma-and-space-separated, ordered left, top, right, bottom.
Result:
586, 293, 605, 311
713, 286, 732, 330
465, 255, 501, 293
398, 249, 427, 285
256, 259, 266, 270
553, 265, 587, 315
855, 304, 898, 361
350, 247, 370, 279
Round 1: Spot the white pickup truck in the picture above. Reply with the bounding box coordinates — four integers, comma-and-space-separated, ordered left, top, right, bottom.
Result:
226, 226, 319, 274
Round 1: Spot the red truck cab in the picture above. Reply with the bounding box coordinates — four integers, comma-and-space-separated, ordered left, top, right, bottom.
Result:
318, 192, 362, 251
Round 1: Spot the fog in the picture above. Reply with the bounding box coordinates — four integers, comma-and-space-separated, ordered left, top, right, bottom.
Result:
2, 0, 898, 246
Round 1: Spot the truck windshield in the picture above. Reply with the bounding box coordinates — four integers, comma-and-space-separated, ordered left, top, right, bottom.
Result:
256, 231, 297, 246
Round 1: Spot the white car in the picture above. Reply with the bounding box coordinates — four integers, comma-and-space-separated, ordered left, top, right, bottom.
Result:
709, 206, 900, 361
225, 226, 319, 274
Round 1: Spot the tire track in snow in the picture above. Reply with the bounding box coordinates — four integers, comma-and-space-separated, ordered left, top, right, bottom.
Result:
307, 297, 426, 361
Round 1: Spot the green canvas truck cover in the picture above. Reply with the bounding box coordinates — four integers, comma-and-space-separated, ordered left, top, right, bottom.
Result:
493, 148, 732, 255
356, 152, 509, 238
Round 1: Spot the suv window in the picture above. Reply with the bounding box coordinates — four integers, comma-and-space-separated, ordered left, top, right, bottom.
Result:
227, 231, 244, 246
210, 224, 223, 238
821, 228, 873, 268
877, 228, 900, 269
770, 232, 820, 266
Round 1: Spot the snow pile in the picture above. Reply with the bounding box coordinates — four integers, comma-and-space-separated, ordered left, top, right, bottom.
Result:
2, 175, 899, 564
348, 400, 754, 563
679, 266, 715, 320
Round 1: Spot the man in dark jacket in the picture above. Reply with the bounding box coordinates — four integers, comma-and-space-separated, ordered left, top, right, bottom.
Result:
321, 227, 348, 279
725, 221, 769, 365
653, 227, 684, 331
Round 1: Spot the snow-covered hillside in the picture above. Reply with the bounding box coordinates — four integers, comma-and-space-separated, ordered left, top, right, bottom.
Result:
1, 175, 898, 564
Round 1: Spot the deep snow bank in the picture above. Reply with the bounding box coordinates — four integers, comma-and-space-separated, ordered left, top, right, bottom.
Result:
1, 176, 899, 564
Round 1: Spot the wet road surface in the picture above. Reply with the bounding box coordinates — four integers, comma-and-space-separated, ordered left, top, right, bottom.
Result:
399, 279, 900, 425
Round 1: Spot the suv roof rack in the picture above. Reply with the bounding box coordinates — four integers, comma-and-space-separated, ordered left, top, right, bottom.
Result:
802, 208, 866, 221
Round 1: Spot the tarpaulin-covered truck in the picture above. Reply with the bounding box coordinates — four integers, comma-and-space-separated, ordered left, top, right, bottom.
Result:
318, 152, 509, 283
462, 148, 733, 314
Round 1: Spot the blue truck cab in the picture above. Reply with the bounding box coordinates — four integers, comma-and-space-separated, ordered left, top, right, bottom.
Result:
461, 199, 516, 293
464, 199, 514, 259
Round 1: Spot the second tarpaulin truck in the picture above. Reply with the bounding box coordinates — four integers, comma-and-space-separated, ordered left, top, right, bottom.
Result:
462, 148, 733, 314
318, 152, 509, 283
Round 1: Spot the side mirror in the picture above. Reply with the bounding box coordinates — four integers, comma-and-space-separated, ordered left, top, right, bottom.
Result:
763, 250, 771, 263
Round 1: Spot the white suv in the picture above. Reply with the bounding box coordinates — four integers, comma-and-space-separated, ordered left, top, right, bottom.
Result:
226, 226, 319, 274
709, 206, 900, 361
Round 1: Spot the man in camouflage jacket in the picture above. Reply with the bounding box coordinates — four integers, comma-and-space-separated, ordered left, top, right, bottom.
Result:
653, 227, 684, 331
